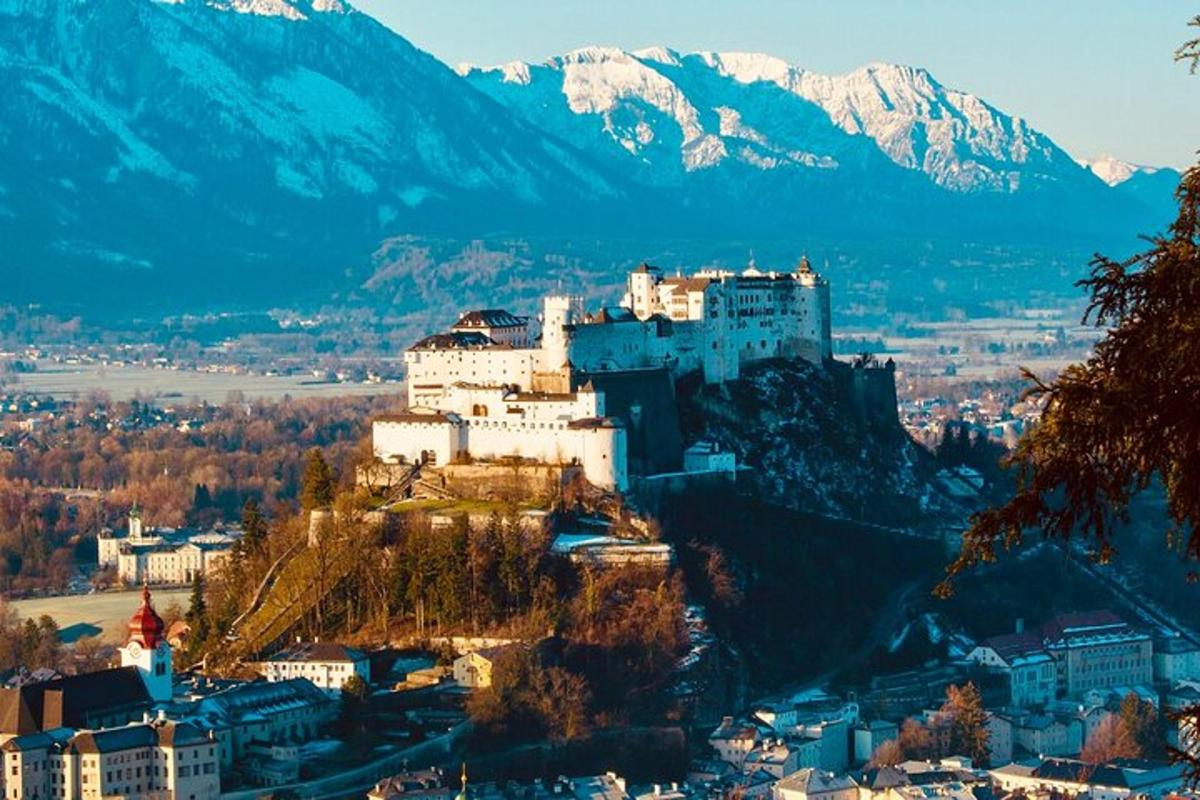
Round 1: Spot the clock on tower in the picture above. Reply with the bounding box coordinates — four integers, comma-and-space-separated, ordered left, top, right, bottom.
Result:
119, 585, 173, 703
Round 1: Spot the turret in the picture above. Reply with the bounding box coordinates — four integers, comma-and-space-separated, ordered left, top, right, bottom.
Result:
541, 295, 583, 370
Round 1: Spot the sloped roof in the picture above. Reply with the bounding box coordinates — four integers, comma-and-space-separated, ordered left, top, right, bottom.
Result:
18, 667, 151, 730
453, 310, 527, 330
411, 331, 497, 350
266, 641, 367, 664
0, 686, 40, 736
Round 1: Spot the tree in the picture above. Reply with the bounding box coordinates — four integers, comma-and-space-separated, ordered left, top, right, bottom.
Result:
240, 498, 268, 554
930, 31, 1200, 775
942, 683, 990, 765
898, 718, 933, 760
870, 738, 905, 767
300, 449, 335, 511
1119, 692, 1162, 758
339, 674, 369, 732
1082, 713, 1137, 764
940, 166, 1200, 593
186, 572, 210, 647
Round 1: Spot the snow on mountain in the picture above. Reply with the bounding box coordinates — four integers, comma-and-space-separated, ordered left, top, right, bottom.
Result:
1076, 155, 1163, 186
0, 0, 628, 306
464, 48, 1087, 194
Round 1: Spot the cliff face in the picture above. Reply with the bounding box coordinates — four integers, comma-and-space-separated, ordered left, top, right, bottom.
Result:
677, 358, 947, 528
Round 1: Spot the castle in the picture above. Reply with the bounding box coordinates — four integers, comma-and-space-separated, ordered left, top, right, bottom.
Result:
373, 260, 834, 491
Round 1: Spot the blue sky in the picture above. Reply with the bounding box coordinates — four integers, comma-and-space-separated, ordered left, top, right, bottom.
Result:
354, 1, 1200, 169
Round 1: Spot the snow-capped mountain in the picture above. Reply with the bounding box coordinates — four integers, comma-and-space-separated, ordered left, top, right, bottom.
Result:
462, 47, 1088, 195
1076, 155, 1163, 186
0, 0, 626, 306
0, 5, 1178, 312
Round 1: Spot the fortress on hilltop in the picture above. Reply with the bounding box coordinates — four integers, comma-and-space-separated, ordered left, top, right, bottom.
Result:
372, 259, 841, 492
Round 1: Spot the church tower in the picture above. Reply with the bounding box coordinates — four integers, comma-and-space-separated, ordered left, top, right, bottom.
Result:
128, 501, 144, 542
119, 585, 173, 703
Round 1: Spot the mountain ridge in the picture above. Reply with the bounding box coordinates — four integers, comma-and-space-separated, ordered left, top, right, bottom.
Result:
0, 1, 1181, 313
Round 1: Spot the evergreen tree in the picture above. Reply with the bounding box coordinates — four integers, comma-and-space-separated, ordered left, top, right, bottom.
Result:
186, 572, 210, 644
300, 449, 335, 511
240, 498, 268, 553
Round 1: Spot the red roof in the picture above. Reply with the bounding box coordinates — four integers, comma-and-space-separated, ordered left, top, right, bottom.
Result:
127, 586, 165, 649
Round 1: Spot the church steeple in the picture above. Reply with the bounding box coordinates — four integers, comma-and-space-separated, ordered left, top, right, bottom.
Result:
120, 585, 173, 703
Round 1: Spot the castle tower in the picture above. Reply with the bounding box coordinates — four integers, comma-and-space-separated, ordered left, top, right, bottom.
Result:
626, 263, 662, 319
128, 501, 144, 541
119, 585, 173, 703
541, 295, 583, 371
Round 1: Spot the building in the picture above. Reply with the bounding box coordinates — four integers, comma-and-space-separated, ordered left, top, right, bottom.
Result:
453, 646, 517, 690
1154, 635, 1200, 684
709, 716, 762, 767
772, 769, 857, 800
854, 759, 988, 800
743, 739, 803, 779
0, 589, 174, 743
990, 757, 1184, 800
381, 260, 837, 491
967, 631, 1057, 707
2, 719, 221, 800
1042, 612, 1153, 698
967, 612, 1153, 701
185, 678, 336, 771
119, 585, 174, 704
99, 505, 242, 587
853, 721, 898, 765
257, 641, 370, 694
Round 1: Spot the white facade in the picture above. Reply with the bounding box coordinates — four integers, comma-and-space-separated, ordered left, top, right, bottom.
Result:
387, 261, 831, 492
101, 509, 241, 586
373, 384, 628, 491
259, 643, 370, 694
1, 721, 221, 800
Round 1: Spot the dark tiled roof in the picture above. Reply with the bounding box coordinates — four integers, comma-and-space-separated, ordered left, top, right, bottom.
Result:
16, 667, 151, 730
1041, 611, 1142, 646
267, 641, 367, 664
0, 687, 40, 736
453, 310, 527, 330
411, 332, 497, 350
155, 720, 210, 748
375, 411, 459, 425
979, 631, 1046, 661
71, 724, 157, 755
660, 277, 713, 292
588, 307, 637, 324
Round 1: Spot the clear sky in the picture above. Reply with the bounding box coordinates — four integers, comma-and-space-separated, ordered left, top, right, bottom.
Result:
353, 1, 1200, 169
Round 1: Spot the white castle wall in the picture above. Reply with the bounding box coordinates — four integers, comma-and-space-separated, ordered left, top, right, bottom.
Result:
386, 262, 832, 491
405, 348, 542, 408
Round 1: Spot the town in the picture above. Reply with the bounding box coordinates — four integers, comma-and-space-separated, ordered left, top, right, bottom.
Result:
0, 257, 1196, 800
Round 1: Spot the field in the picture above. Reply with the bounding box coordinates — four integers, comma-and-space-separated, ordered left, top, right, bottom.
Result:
7, 361, 396, 405
10, 588, 191, 643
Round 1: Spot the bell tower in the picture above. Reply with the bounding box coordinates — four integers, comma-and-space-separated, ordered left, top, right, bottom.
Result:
128, 501, 144, 542
119, 585, 173, 703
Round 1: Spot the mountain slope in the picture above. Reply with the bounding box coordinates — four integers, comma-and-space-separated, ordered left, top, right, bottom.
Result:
462, 48, 1094, 195
0, 0, 626, 309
